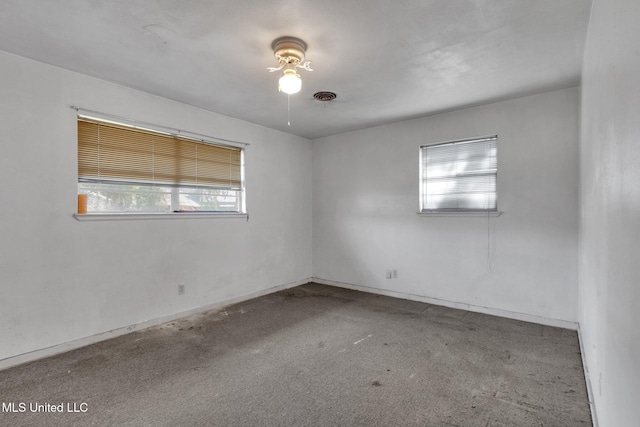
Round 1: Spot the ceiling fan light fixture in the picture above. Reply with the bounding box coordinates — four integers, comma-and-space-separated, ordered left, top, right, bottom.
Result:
279, 69, 302, 94
267, 36, 312, 95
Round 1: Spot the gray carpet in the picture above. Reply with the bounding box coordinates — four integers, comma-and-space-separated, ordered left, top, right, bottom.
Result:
0, 283, 591, 426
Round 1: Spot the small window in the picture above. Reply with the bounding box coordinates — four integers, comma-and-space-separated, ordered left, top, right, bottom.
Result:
77, 117, 245, 214
420, 136, 497, 212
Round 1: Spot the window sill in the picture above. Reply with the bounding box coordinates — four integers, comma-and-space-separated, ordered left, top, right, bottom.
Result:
417, 211, 503, 217
73, 212, 248, 221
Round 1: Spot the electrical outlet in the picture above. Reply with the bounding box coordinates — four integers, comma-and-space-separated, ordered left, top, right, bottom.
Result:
392, 269, 398, 279
178, 284, 185, 295
385, 270, 392, 279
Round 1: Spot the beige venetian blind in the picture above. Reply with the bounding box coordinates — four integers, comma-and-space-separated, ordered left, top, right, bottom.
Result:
78, 118, 241, 188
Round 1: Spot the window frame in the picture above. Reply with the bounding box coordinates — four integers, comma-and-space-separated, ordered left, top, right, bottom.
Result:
419, 135, 498, 215
74, 112, 248, 220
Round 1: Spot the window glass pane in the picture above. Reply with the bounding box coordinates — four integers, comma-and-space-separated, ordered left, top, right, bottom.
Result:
177, 187, 242, 212
79, 182, 171, 213
78, 182, 243, 213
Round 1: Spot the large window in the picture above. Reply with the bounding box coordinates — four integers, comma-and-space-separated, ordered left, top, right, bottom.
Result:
77, 116, 244, 214
420, 136, 497, 212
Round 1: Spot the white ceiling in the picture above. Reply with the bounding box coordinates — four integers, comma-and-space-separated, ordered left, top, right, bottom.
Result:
0, 1, 592, 139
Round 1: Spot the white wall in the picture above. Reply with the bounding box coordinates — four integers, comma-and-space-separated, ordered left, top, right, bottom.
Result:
580, 0, 640, 425
0, 51, 312, 363
313, 88, 580, 324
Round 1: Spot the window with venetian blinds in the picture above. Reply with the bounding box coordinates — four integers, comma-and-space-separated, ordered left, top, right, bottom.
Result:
77, 117, 244, 213
420, 136, 497, 212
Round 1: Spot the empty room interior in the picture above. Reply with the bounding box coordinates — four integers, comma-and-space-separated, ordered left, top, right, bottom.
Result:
0, 0, 638, 426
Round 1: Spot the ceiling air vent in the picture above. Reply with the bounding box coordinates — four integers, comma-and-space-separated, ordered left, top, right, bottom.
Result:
313, 91, 337, 102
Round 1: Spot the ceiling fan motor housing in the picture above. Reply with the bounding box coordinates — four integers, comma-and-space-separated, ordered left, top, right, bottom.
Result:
272, 36, 307, 64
